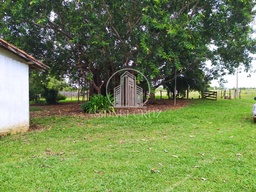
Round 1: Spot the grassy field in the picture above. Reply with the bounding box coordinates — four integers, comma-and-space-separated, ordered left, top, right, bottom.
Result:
155, 88, 256, 100
1, 98, 256, 191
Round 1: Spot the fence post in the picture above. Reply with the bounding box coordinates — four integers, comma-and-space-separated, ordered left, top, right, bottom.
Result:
78, 88, 80, 102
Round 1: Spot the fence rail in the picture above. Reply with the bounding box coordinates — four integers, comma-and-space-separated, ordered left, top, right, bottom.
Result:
59, 91, 89, 101
203, 91, 217, 100
58, 89, 256, 102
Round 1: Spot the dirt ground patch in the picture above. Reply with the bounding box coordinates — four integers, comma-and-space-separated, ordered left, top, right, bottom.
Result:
30, 99, 191, 119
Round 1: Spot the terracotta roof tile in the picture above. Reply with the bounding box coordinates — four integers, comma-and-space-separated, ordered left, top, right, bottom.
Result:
0, 38, 49, 70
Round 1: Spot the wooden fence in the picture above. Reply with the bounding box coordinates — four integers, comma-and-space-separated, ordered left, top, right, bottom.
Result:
203, 91, 217, 100
59, 91, 89, 101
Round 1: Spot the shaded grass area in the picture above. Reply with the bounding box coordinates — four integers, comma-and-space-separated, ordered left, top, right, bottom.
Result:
1, 99, 256, 191
29, 106, 45, 112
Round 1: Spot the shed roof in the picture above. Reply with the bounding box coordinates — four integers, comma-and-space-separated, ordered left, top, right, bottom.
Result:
0, 38, 49, 70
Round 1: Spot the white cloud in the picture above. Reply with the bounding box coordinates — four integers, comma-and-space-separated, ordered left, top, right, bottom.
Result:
211, 60, 256, 88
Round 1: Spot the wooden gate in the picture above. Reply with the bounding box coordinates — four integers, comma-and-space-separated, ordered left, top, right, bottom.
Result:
203, 91, 217, 100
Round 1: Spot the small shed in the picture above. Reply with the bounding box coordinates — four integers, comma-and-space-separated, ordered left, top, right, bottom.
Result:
0, 38, 48, 135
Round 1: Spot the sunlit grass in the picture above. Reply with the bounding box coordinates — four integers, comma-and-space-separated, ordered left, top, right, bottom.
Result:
1, 98, 256, 191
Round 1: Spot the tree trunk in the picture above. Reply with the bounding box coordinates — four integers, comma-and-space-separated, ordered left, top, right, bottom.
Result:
89, 80, 103, 96
186, 87, 189, 99
95, 86, 101, 94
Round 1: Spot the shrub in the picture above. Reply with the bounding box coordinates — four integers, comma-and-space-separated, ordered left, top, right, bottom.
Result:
43, 88, 59, 104
81, 94, 114, 114
29, 91, 41, 103
80, 102, 91, 113
41, 76, 67, 104
57, 94, 66, 101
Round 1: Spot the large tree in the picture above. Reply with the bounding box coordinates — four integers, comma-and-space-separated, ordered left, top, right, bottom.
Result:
137, 0, 256, 86
1, 0, 255, 95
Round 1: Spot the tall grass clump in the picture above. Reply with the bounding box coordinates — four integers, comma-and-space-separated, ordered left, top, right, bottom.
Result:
81, 94, 114, 113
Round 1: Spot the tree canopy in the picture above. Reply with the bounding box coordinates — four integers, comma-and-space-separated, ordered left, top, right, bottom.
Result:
1, 0, 255, 95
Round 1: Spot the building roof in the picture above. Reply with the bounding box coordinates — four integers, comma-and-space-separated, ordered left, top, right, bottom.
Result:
0, 38, 49, 70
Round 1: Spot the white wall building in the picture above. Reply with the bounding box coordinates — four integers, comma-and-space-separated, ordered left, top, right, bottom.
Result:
0, 38, 48, 135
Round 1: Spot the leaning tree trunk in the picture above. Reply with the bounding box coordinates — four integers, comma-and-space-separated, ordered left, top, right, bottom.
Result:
89, 79, 104, 96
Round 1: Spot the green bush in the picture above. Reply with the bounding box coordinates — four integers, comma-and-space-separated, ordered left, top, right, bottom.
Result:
43, 88, 59, 104
29, 91, 41, 103
80, 102, 91, 113
57, 94, 66, 101
81, 94, 114, 114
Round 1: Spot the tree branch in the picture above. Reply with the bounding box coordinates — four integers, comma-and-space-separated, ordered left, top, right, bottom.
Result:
30, 20, 73, 40
101, 0, 123, 42
127, 16, 141, 35
48, 21, 73, 40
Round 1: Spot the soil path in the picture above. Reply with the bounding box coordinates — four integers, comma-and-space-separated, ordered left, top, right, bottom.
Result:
30, 99, 191, 119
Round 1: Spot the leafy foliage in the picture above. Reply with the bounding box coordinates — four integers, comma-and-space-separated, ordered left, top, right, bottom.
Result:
81, 94, 114, 114
42, 76, 67, 104
29, 72, 67, 104
29, 72, 44, 103
42, 88, 59, 104
57, 94, 66, 101
1, 1, 255, 96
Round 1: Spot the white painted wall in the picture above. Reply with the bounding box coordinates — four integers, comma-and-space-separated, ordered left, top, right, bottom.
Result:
0, 47, 29, 135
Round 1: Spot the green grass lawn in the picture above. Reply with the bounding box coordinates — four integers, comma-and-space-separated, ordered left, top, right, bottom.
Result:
29, 106, 45, 112
1, 98, 256, 191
